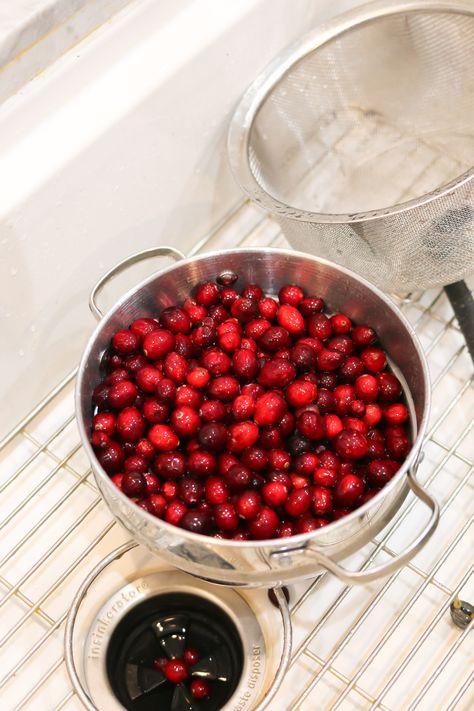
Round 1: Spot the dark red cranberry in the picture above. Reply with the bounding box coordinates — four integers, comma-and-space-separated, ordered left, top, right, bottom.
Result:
232, 349, 259, 381
214, 503, 239, 530
124, 354, 148, 375
258, 426, 283, 450
200, 399, 226, 422
105, 368, 129, 386
231, 297, 259, 322
190, 679, 210, 700
316, 388, 335, 414
220, 287, 239, 307
313, 467, 338, 487
144, 473, 160, 495
218, 452, 240, 476
195, 281, 220, 306
278, 411, 295, 436
178, 477, 203, 506
108, 380, 137, 409
142, 398, 169, 423
164, 659, 189, 684
334, 429, 369, 459
207, 375, 240, 401
117, 407, 145, 442
367, 459, 399, 486
318, 372, 338, 390
290, 343, 317, 372
124, 454, 148, 473
308, 313, 332, 339
328, 334, 355, 355
317, 349, 345, 371
156, 378, 176, 402
297, 411, 326, 440
241, 283, 263, 301
93, 412, 116, 437
91, 431, 111, 450
122, 471, 146, 497
224, 464, 251, 491
174, 334, 194, 358
352, 324, 376, 348
335, 474, 365, 506
148, 424, 180, 451
386, 428, 411, 460
198, 422, 228, 451
160, 307, 192, 334
241, 446, 268, 471
295, 516, 329, 533
299, 296, 324, 316
334, 384, 356, 416
228, 421, 259, 451
258, 326, 291, 352
294, 452, 318, 476
287, 434, 312, 456
97, 441, 124, 473
155, 451, 186, 479
193, 324, 217, 348
112, 329, 139, 354
258, 359, 296, 388
338, 356, 364, 383
285, 487, 312, 516
230, 393, 254, 421
376, 372, 402, 403
183, 647, 200, 666
248, 507, 279, 539
201, 348, 231, 376
188, 450, 217, 477
318, 449, 341, 470
279, 284, 304, 306
142, 329, 175, 359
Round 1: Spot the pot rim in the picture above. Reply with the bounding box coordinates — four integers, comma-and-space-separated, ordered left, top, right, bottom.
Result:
75, 247, 430, 550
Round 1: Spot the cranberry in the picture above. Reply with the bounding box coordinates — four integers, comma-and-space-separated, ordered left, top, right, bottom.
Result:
116, 407, 145, 442
122, 471, 146, 497
307, 313, 332, 339
318, 372, 338, 389
112, 329, 139, 354
278, 411, 295, 436
135, 366, 162, 393
136, 438, 155, 461
142, 329, 175, 359
188, 450, 217, 477
279, 284, 304, 306
162, 481, 178, 501
235, 490, 261, 519
232, 349, 259, 381
259, 297, 278, 320
367, 459, 399, 486
201, 348, 231, 375
328, 334, 355, 355
186, 367, 210, 389
386, 428, 411, 460
130, 318, 158, 340
376, 372, 402, 403
294, 452, 318, 476
178, 477, 203, 506
258, 359, 296, 388
316, 388, 335, 414
297, 296, 323, 316
241, 337, 257, 351
384, 403, 409, 425
258, 326, 291, 352
312, 486, 333, 515
147, 494, 166, 518
164, 659, 189, 684
317, 349, 345, 371
170, 406, 201, 437
334, 429, 368, 459
160, 307, 192, 334
319, 450, 341, 470
325, 414, 344, 439
277, 304, 305, 334
97, 441, 124, 473
218, 452, 240, 475
245, 318, 271, 339
228, 421, 259, 451
214, 503, 239, 530
195, 281, 220, 306
224, 464, 252, 490
287, 433, 312, 456
148, 424, 180, 451
219, 330, 241, 353
268, 470, 291, 488
352, 324, 376, 347
297, 411, 326, 440
183, 647, 200, 665
267, 449, 291, 470
175, 385, 202, 410
220, 287, 239, 307
313, 467, 338, 487
241, 446, 268, 471
339, 356, 365, 382
164, 352, 188, 383
124, 454, 148, 473
153, 452, 185, 480
289, 344, 315, 371
108, 380, 137, 409
334, 384, 356, 416
156, 378, 176, 402
200, 399, 226, 422
262, 481, 288, 507
253, 391, 286, 426
91, 431, 111, 450
197, 422, 226, 451
364, 403, 383, 427
285, 487, 312, 516
105, 368, 129, 386
296, 516, 329, 533
231, 297, 260, 322
350, 399, 366, 416
144, 472, 160, 495
335, 474, 365, 506
93, 412, 116, 436
165, 500, 188, 526
207, 375, 240, 401
278, 521, 295, 537
248, 507, 279, 539
125, 354, 148, 375
143, 398, 170, 423
205, 476, 229, 505
361, 347, 387, 373
258, 426, 283, 450
330, 313, 352, 334
190, 679, 210, 700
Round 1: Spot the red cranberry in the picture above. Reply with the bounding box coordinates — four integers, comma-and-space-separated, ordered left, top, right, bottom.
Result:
352, 324, 376, 347
258, 359, 296, 388
142, 329, 175, 360
225, 464, 252, 491
278, 411, 295, 436
258, 426, 283, 450
165, 500, 188, 526
299, 296, 324, 316
364, 403, 382, 427
386, 428, 411, 460
93, 412, 116, 437
162, 481, 178, 501
174, 333, 194, 358
117, 407, 145, 442
144, 473, 160, 495
235, 490, 262, 519
200, 399, 226, 422
295, 516, 329, 533
268, 470, 291, 487
122, 471, 146, 497
318, 449, 341, 470
183, 648, 200, 666
218, 452, 240, 476
384, 403, 409, 425
170, 406, 201, 437
259, 297, 278, 320
335, 474, 365, 506
193, 324, 217, 349
232, 349, 259, 381
186, 367, 210, 389
108, 380, 137, 409
267, 449, 291, 471
297, 411, 326, 440
220, 287, 239, 307
143, 398, 170, 423
195, 281, 220, 306
278, 521, 295, 537
112, 329, 139, 354
279, 284, 304, 306
125, 354, 148, 375
248, 507, 279, 539
135, 366, 162, 393
148, 424, 180, 451
130, 318, 158, 340
218, 319, 241, 336
207, 375, 240, 401
257, 326, 291, 353
105, 368, 129, 386
148, 494, 166, 517
245, 318, 271, 339
325, 414, 344, 439
228, 421, 259, 451
214, 503, 239, 530
334, 384, 356, 416
361, 347, 387, 373
91, 431, 111, 450
219, 330, 241, 353
277, 304, 305, 334
308, 313, 332, 339
285, 487, 312, 516
231, 394, 255, 421
376, 372, 402, 403
205, 476, 229, 505
330, 313, 352, 334
294, 452, 318, 476
190, 679, 210, 700
367, 459, 399, 486
328, 334, 355, 355
175, 385, 203, 410
164, 352, 188, 383
317, 349, 345, 371
312, 486, 333, 515
262, 481, 288, 507
313, 467, 338, 487
359, 489, 380, 505
155, 451, 186, 479
240, 337, 257, 351
136, 438, 155, 461
241, 446, 268, 471
124, 454, 148, 473
164, 659, 189, 684
334, 429, 368, 459
350, 399, 366, 416
188, 450, 217, 477
231, 297, 259, 322
156, 378, 176, 402
97, 441, 124, 473
339, 356, 365, 382
253, 391, 286, 426
357, 378, 380, 408
201, 348, 231, 376
160, 307, 192, 334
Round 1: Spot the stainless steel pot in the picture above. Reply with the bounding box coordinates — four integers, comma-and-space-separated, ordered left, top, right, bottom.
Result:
76, 247, 438, 588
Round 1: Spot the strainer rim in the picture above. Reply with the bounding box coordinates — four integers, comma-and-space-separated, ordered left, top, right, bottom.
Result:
228, 0, 474, 224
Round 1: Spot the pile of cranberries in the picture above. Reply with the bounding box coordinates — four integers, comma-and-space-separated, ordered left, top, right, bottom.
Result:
90, 277, 412, 540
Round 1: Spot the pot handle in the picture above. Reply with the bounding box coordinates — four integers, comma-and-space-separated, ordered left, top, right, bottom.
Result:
272, 468, 439, 585
89, 246, 186, 320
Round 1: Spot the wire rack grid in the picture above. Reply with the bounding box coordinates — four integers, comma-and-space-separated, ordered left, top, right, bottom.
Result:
0, 201, 472, 711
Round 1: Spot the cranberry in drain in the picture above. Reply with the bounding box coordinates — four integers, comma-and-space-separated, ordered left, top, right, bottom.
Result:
90, 277, 412, 539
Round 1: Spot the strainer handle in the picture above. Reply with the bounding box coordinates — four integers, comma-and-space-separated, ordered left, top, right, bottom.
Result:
278, 468, 439, 585
89, 246, 185, 320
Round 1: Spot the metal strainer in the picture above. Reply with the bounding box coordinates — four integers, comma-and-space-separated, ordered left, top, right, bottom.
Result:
228, 0, 474, 298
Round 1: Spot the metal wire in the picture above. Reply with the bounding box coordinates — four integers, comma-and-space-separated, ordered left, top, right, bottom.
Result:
0, 200, 472, 710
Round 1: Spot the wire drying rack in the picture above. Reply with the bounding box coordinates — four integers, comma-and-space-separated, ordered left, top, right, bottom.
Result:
0, 201, 472, 711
